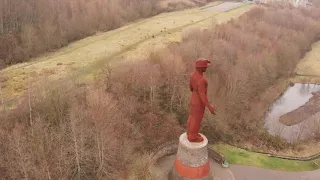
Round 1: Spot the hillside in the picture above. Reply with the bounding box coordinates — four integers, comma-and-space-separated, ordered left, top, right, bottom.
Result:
0, 2, 253, 104
0, 0, 216, 69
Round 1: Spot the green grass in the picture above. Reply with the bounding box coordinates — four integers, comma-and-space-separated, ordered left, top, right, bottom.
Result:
212, 143, 320, 172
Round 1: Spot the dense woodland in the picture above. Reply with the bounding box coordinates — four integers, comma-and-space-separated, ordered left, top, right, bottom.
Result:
0, 5, 320, 179
112, 6, 320, 148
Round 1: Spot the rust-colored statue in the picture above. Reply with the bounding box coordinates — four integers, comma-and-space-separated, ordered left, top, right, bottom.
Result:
187, 58, 215, 142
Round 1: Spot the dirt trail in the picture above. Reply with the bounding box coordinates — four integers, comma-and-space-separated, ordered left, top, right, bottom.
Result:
0, 2, 253, 103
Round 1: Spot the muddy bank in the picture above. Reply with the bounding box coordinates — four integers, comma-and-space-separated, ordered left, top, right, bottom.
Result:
265, 83, 320, 142
280, 92, 320, 126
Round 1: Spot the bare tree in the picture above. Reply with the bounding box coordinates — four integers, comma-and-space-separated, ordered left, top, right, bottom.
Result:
0, 1, 3, 34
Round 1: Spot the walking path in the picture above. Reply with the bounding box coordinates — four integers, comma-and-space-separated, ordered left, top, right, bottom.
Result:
231, 164, 320, 180
153, 154, 320, 180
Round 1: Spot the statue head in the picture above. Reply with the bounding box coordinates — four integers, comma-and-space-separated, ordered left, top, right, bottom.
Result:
195, 58, 211, 72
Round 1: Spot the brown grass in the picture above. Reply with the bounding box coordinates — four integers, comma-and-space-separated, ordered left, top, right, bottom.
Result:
0, 0, 215, 68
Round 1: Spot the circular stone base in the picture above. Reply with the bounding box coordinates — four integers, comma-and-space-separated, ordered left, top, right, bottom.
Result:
170, 133, 213, 180
177, 133, 209, 167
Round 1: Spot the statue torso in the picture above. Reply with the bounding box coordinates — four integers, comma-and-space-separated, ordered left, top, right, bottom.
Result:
190, 71, 207, 106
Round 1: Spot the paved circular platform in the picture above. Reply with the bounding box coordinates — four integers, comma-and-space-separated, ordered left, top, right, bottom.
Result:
153, 155, 320, 180
152, 154, 235, 180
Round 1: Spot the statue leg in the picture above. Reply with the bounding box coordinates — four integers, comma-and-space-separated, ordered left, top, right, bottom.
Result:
187, 105, 205, 142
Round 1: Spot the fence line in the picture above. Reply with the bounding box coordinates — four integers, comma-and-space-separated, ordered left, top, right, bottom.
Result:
224, 142, 320, 161
296, 73, 320, 78
180, 128, 320, 162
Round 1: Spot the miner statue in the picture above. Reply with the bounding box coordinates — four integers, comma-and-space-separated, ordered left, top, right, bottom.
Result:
170, 58, 216, 180
187, 58, 216, 142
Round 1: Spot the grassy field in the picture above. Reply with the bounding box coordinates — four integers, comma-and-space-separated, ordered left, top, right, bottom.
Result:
212, 143, 320, 172
0, 2, 253, 102
291, 41, 320, 84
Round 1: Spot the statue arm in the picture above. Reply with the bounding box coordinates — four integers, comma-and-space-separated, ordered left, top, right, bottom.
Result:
198, 78, 210, 107
189, 76, 193, 92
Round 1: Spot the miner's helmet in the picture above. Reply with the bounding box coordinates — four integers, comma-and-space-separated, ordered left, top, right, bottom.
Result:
195, 58, 211, 68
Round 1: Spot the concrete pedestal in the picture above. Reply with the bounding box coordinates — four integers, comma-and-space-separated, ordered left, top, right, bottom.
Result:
169, 133, 213, 180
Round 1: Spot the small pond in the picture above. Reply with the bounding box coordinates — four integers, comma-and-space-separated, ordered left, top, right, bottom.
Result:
264, 83, 320, 143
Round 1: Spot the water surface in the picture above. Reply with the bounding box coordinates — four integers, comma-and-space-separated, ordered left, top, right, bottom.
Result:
265, 83, 320, 142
